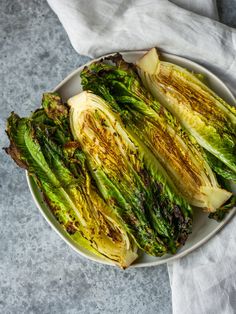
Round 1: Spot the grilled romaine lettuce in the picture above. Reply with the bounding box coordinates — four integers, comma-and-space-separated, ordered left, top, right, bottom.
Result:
80, 56, 232, 212
69, 91, 192, 254
5, 95, 138, 268
6, 47, 235, 267
137, 48, 236, 180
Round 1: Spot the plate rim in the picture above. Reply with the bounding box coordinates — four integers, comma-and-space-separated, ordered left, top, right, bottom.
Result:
26, 50, 236, 268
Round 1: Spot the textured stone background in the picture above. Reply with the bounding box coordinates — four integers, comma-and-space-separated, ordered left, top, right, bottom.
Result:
0, 1, 235, 313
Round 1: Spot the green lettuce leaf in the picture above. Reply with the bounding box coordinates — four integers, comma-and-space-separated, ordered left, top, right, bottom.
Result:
80, 56, 232, 212
69, 91, 192, 254
137, 48, 236, 176
5, 103, 138, 268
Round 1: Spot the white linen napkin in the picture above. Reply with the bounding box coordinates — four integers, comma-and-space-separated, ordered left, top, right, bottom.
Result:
167, 217, 236, 314
171, 0, 218, 19
47, 0, 236, 93
47, 0, 236, 313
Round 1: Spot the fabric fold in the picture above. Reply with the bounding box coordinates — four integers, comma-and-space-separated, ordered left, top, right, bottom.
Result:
47, 0, 236, 92
171, 0, 219, 19
168, 217, 236, 314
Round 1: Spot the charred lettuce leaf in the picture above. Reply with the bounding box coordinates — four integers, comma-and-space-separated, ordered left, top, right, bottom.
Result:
5, 95, 138, 268
209, 196, 236, 221
69, 91, 192, 254
80, 56, 232, 212
137, 48, 236, 177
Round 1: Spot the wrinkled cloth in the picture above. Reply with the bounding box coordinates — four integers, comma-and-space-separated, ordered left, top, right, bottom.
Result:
171, 0, 218, 19
167, 217, 236, 314
47, 0, 236, 313
47, 0, 236, 92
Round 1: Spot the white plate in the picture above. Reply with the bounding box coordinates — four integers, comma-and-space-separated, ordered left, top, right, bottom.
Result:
26, 51, 236, 267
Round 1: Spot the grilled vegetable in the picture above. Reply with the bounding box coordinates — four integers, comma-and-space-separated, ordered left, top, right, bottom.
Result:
5, 50, 235, 267
137, 48, 236, 180
80, 56, 232, 212
69, 91, 192, 254
5, 95, 138, 268
209, 196, 236, 221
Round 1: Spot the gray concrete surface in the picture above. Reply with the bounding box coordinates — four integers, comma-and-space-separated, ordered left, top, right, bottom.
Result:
0, 1, 235, 313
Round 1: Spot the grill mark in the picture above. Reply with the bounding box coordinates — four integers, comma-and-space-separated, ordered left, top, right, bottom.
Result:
158, 71, 228, 128
141, 120, 202, 187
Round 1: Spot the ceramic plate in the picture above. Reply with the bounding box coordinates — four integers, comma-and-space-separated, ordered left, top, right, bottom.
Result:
26, 51, 236, 267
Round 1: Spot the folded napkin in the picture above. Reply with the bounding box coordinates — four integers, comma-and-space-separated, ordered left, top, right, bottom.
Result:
47, 0, 236, 313
168, 217, 236, 314
171, 0, 218, 19
47, 0, 236, 91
